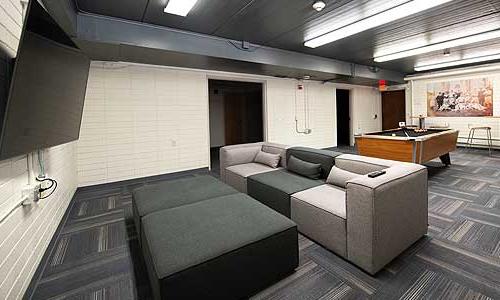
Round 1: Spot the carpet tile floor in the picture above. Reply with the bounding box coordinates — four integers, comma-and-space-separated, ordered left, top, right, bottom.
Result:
25, 148, 500, 300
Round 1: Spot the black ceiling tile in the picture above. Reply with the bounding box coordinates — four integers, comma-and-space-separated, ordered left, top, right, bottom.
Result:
76, 0, 149, 21
75, 0, 499, 74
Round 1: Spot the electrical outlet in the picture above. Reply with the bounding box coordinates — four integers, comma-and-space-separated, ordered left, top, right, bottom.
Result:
21, 184, 41, 205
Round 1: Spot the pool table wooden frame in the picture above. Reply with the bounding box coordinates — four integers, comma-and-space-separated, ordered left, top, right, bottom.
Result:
355, 129, 459, 165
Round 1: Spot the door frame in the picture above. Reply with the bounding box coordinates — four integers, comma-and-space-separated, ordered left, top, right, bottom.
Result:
206, 76, 267, 170
335, 88, 353, 147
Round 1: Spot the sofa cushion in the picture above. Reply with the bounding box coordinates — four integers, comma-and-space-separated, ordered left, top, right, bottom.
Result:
141, 193, 298, 299
334, 154, 396, 175
254, 151, 281, 168
326, 166, 360, 188
287, 155, 322, 179
247, 170, 323, 217
262, 142, 288, 168
225, 163, 281, 193
286, 147, 342, 179
291, 184, 346, 219
249, 169, 324, 195
226, 162, 280, 178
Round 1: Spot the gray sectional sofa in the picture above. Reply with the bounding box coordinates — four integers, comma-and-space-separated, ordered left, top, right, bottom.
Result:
220, 143, 428, 274
132, 175, 298, 299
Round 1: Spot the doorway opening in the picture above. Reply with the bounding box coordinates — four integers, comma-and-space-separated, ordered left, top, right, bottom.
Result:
382, 90, 406, 130
336, 89, 351, 147
208, 79, 264, 172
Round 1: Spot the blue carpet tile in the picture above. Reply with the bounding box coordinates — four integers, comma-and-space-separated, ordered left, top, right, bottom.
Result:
24, 148, 500, 300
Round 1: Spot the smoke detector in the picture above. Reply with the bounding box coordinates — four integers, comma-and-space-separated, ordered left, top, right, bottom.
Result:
312, 1, 326, 12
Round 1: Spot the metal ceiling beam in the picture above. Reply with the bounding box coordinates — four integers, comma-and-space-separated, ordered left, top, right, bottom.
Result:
41, 0, 78, 37
76, 13, 405, 83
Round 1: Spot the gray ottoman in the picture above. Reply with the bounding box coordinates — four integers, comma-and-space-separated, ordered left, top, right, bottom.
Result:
141, 193, 298, 299
132, 175, 237, 242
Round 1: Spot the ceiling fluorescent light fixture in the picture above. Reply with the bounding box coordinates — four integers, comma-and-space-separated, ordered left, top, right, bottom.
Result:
164, 0, 198, 17
414, 53, 500, 71
374, 30, 500, 62
304, 0, 454, 48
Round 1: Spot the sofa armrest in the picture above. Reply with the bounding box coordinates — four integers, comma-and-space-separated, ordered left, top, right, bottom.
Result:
345, 163, 428, 274
219, 143, 264, 181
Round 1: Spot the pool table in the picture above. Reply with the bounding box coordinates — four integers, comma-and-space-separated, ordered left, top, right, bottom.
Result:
355, 128, 459, 165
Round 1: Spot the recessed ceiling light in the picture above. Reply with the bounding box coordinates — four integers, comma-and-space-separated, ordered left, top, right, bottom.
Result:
304, 0, 454, 48
414, 53, 500, 71
164, 0, 198, 17
312, 1, 326, 12
374, 29, 500, 62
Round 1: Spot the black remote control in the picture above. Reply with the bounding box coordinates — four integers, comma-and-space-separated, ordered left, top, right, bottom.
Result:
368, 170, 386, 178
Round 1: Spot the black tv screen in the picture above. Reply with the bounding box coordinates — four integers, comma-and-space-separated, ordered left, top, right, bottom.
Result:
0, 0, 90, 160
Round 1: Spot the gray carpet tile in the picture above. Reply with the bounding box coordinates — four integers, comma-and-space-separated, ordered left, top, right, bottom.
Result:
25, 148, 500, 300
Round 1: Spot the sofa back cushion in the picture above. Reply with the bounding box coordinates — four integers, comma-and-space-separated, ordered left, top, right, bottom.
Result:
334, 154, 396, 175
286, 147, 341, 179
262, 142, 288, 168
326, 166, 360, 188
287, 155, 322, 179
254, 151, 281, 168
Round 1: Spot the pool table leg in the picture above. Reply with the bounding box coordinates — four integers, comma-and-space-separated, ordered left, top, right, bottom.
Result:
439, 153, 451, 166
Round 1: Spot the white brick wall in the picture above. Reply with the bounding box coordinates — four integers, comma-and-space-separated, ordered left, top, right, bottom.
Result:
0, 1, 78, 298
410, 70, 500, 147
0, 0, 22, 56
266, 79, 337, 148
79, 62, 382, 186
78, 63, 210, 186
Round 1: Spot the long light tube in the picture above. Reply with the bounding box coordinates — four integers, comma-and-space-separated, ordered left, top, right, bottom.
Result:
304, 0, 454, 48
414, 53, 500, 71
164, 0, 198, 17
375, 30, 500, 62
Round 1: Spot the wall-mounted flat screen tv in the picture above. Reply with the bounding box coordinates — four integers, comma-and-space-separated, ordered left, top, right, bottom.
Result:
0, 0, 90, 160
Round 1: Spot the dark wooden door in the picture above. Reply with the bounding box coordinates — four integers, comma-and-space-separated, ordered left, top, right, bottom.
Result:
224, 93, 246, 145
382, 90, 406, 130
336, 89, 350, 146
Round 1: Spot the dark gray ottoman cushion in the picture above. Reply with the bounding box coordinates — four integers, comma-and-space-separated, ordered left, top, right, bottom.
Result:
141, 193, 298, 299
247, 169, 323, 217
132, 175, 237, 242
286, 147, 342, 179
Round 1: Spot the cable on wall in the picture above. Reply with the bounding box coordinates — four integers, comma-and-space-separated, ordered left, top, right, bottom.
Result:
36, 149, 58, 200
36, 177, 58, 199
294, 80, 312, 134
